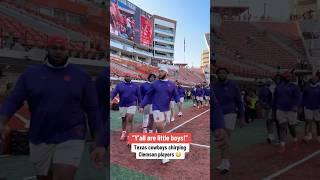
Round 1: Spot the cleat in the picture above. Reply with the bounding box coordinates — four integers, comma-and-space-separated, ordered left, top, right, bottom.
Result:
220, 169, 229, 175
267, 134, 275, 144
216, 162, 224, 171
161, 159, 170, 164
171, 118, 175, 122
267, 138, 272, 144
219, 160, 230, 174
143, 128, 148, 133
120, 131, 127, 141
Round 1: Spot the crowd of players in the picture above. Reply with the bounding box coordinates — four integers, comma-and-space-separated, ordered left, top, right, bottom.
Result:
212, 66, 320, 175
110, 66, 210, 164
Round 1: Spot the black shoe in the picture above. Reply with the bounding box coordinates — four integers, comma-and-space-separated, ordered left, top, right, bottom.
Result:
220, 169, 229, 175
267, 138, 272, 144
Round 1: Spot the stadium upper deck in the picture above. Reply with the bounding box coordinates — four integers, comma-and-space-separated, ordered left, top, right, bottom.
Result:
0, 0, 107, 61
212, 5, 320, 80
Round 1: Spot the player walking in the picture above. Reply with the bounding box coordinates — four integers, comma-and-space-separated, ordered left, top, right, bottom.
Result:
176, 81, 185, 117
273, 72, 301, 153
140, 73, 156, 133
139, 66, 181, 164
111, 74, 141, 142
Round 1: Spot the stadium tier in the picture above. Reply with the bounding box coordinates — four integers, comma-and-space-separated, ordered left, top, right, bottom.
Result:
0, 14, 48, 48
0, 0, 107, 60
216, 21, 299, 69
254, 22, 306, 56
213, 17, 314, 79
111, 55, 206, 85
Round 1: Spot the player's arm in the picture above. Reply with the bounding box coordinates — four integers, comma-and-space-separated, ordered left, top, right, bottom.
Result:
272, 86, 278, 113
173, 86, 182, 111
212, 92, 225, 130
136, 85, 142, 106
91, 69, 108, 169
258, 89, 265, 107
182, 88, 185, 97
300, 87, 306, 109
0, 73, 28, 133
212, 92, 228, 149
173, 86, 180, 103
96, 68, 109, 112
234, 84, 244, 119
140, 84, 145, 100
293, 85, 302, 111
110, 84, 119, 102
82, 76, 102, 147
140, 85, 155, 111
95, 68, 109, 147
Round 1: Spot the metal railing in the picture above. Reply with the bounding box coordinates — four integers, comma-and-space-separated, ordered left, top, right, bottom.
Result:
154, 36, 174, 42
155, 28, 174, 34
154, 45, 174, 50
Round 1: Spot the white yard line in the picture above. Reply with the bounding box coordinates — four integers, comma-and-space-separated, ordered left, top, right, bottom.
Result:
167, 109, 210, 149
263, 150, 320, 180
23, 176, 36, 180
167, 109, 209, 133
190, 143, 210, 148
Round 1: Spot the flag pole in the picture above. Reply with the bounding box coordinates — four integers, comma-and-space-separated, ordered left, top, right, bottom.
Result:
184, 37, 186, 63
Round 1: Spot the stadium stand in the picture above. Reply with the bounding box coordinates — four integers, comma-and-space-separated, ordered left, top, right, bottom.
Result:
0, 0, 107, 60
111, 54, 206, 85
212, 15, 314, 80
216, 21, 298, 69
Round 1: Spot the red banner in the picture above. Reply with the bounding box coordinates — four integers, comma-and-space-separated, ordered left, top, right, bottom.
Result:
128, 133, 192, 144
140, 15, 153, 47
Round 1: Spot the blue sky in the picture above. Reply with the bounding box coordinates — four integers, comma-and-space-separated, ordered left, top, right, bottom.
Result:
129, 0, 210, 67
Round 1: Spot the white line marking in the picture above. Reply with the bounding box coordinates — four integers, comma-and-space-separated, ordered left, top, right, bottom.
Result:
263, 150, 320, 180
190, 143, 210, 148
14, 113, 28, 123
167, 109, 209, 133
0, 155, 10, 158
23, 176, 36, 180
166, 109, 210, 149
